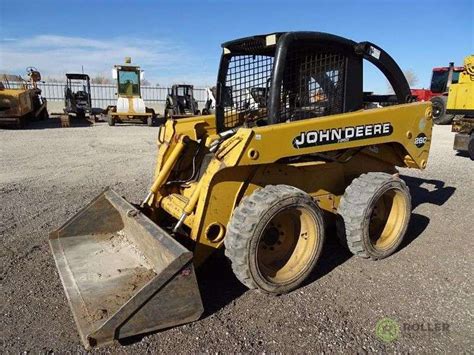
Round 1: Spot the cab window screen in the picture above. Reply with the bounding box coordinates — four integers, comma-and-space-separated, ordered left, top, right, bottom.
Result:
221, 54, 274, 130
118, 70, 140, 96
430, 70, 449, 93
279, 50, 346, 121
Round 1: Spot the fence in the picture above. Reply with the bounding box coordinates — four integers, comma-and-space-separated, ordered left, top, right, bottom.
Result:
6, 81, 208, 109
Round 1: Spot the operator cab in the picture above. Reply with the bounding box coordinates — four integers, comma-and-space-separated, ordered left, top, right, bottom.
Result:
112, 59, 143, 97
215, 32, 413, 132
430, 66, 463, 94
117, 68, 140, 96
171, 84, 194, 109
64, 73, 92, 117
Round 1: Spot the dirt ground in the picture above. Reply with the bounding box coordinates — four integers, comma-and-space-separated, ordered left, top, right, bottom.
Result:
1, 119, 473, 353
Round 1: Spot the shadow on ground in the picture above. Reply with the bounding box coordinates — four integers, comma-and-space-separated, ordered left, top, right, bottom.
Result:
0, 114, 110, 130
401, 175, 456, 209
396, 175, 456, 251
304, 223, 352, 286
0, 117, 94, 130
398, 212, 430, 251
455, 151, 472, 159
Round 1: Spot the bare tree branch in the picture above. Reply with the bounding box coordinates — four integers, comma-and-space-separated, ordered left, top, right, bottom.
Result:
387, 69, 419, 93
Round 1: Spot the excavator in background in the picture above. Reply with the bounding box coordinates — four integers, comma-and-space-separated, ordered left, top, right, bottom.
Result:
63, 73, 94, 124
104, 58, 157, 126
411, 62, 464, 125
50, 32, 433, 349
448, 55, 474, 159
0, 67, 48, 128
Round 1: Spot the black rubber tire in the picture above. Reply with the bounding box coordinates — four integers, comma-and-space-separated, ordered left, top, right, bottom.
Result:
39, 108, 49, 120
17, 116, 26, 129
164, 108, 174, 119
337, 172, 411, 260
468, 134, 474, 161
76, 110, 85, 120
431, 96, 454, 125
147, 116, 154, 126
224, 185, 325, 294
145, 108, 156, 126
155, 115, 166, 126
107, 115, 115, 126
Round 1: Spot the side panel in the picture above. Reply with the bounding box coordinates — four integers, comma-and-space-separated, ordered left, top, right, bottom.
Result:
447, 83, 474, 113
224, 102, 432, 170
0, 89, 33, 121
192, 165, 254, 264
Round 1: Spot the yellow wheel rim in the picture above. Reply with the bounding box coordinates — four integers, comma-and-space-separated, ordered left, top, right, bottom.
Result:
257, 207, 318, 284
369, 189, 408, 251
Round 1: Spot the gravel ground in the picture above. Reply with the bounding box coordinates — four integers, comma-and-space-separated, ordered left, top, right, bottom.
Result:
1, 119, 473, 353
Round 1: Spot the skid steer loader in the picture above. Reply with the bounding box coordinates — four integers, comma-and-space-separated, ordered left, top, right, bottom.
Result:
50, 32, 433, 349
164, 84, 201, 119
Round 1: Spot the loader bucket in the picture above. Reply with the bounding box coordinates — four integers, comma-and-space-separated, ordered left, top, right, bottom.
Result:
49, 189, 203, 349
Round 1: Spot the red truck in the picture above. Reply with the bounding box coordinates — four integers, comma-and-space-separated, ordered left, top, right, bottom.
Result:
411, 62, 464, 124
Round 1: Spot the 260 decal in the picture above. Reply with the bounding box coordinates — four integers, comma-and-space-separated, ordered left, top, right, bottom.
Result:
414, 133, 428, 148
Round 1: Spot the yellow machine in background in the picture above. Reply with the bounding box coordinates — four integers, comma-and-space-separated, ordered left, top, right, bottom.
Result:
448, 55, 474, 159
0, 67, 48, 128
447, 55, 474, 115
50, 32, 433, 349
104, 57, 157, 126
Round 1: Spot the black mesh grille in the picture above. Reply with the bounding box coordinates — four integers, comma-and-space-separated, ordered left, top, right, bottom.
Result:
220, 48, 347, 130
279, 50, 346, 121
222, 55, 274, 130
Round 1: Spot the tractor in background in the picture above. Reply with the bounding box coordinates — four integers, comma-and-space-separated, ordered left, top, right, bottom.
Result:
0, 67, 48, 128
411, 62, 464, 124
104, 58, 157, 126
164, 84, 200, 119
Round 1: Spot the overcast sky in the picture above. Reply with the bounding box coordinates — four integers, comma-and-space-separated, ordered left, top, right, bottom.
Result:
0, 0, 472, 91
